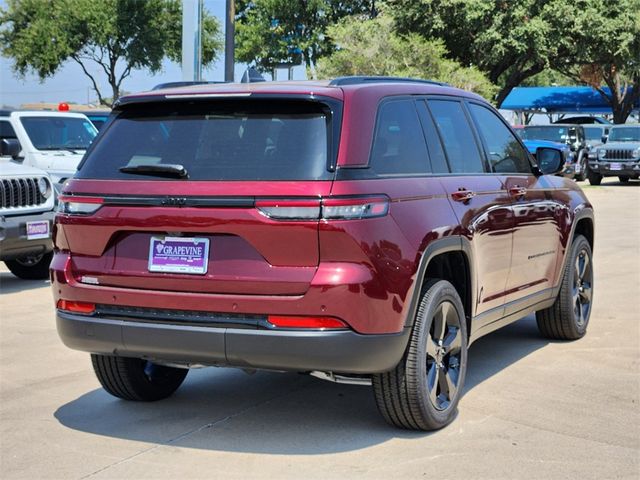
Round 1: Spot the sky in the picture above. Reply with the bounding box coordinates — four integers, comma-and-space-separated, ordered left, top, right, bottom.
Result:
0, 0, 306, 108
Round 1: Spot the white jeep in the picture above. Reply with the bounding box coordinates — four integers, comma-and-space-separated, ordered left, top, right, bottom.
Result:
0, 156, 56, 279
0, 110, 98, 192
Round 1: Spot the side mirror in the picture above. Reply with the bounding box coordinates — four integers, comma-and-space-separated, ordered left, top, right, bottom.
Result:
0, 138, 21, 159
536, 147, 564, 175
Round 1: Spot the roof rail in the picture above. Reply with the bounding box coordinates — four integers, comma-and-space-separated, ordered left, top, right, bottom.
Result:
329, 76, 448, 87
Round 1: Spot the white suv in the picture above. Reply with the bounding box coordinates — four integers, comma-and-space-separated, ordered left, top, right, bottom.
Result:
0, 154, 55, 279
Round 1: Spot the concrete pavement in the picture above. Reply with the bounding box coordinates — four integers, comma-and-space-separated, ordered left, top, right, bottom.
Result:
1, 178, 638, 479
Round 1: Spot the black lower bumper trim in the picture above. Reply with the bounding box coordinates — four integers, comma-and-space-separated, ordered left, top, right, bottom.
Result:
0, 210, 54, 260
56, 312, 411, 374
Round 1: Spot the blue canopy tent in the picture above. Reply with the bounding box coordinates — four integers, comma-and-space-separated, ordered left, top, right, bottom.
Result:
501, 86, 640, 123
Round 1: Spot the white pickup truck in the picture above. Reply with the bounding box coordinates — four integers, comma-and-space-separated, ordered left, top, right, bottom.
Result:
0, 110, 98, 192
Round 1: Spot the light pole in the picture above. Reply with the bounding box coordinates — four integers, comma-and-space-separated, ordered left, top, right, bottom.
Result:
182, 0, 203, 81
225, 0, 235, 82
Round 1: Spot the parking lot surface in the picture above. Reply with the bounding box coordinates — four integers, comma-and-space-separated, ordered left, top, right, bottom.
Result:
1, 179, 639, 479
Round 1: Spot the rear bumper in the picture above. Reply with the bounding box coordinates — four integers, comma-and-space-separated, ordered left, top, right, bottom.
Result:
56, 311, 411, 374
0, 210, 55, 260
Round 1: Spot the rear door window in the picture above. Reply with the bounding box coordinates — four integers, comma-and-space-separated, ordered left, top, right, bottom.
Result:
77, 101, 334, 181
416, 101, 449, 174
426, 100, 486, 174
369, 99, 430, 176
468, 103, 532, 174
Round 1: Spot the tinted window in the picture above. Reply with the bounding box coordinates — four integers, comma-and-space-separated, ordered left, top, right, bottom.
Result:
468, 103, 532, 174
20, 116, 96, 150
0, 120, 16, 138
608, 127, 640, 142
78, 101, 332, 181
427, 100, 485, 174
583, 126, 604, 141
416, 101, 449, 174
369, 100, 430, 175
521, 126, 569, 143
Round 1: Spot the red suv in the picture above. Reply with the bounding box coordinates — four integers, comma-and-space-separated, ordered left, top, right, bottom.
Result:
52, 77, 595, 431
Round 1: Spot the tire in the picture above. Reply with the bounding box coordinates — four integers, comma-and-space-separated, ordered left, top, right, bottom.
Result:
618, 176, 630, 183
372, 279, 468, 431
5, 251, 53, 280
91, 354, 188, 401
574, 151, 586, 181
587, 170, 602, 185
536, 235, 593, 340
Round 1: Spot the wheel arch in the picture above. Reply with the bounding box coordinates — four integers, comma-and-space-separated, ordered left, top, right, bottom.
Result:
574, 215, 594, 250
553, 207, 595, 291
404, 236, 475, 338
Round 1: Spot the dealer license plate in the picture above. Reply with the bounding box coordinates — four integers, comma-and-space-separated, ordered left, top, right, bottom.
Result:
609, 162, 622, 171
148, 236, 209, 275
26, 221, 50, 240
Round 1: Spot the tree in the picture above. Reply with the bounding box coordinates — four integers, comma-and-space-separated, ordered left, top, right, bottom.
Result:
0, 0, 222, 107
547, 0, 640, 124
235, 0, 375, 77
388, 0, 573, 107
316, 13, 497, 99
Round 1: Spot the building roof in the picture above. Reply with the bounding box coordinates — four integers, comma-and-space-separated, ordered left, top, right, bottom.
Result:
501, 86, 640, 114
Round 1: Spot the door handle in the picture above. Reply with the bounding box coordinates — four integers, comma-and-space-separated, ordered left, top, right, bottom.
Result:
509, 186, 527, 198
451, 189, 476, 203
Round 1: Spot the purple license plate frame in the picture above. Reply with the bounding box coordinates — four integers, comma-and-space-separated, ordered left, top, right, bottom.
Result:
26, 220, 50, 240
148, 236, 209, 275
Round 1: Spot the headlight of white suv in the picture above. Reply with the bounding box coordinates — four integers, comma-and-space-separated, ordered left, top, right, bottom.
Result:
598, 149, 606, 159
37, 177, 52, 198
632, 147, 640, 158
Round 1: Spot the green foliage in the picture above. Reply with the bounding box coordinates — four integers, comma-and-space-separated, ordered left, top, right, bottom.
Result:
546, 0, 640, 123
316, 13, 497, 99
521, 70, 574, 87
235, 0, 374, 75
388, 0, 640, 122
388, 0, 574, 106
0, 0, 222, 106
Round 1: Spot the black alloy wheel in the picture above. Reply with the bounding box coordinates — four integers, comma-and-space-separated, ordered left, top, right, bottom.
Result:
373, 279, 468, 430
536, 235, 593, 340
572, 246, 593, 329
425, 300, 463, 411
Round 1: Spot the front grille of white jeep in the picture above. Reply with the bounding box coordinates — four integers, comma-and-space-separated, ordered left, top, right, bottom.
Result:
603, 149, 635, 160
0, 178, 46, 208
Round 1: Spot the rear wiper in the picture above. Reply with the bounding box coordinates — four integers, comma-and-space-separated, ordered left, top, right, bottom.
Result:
119, 163, 189, 179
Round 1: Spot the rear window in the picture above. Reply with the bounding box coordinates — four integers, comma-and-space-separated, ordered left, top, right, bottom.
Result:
77, 100, 334, 181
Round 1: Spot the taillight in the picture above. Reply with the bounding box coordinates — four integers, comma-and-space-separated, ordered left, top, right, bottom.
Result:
57, 196, 103, 215
322, 196, 389, 220
56, 299, 96, 314
267, 315, 348, 330
256, 196, 389, 221
256, 199, 321, 220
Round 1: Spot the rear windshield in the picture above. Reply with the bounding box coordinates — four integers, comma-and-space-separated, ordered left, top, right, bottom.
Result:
77, 100, 334, 181
20, 116, 97, 150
